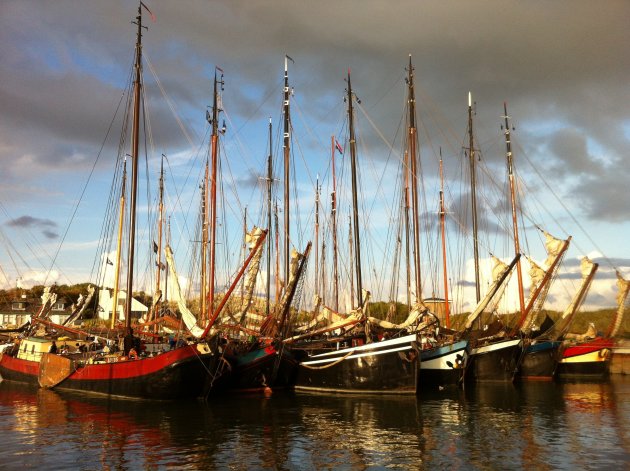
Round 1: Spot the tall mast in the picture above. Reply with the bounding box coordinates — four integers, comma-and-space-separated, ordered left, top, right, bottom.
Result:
330, 136, 340, 311
111, 158, 127, 329
153, 153, 165, 326
283, 55, 292, 289
347, 70, 363, 307
124, 3, 145, 328
407, 56, 422, 301
206, 68, 224, 319
266, 118, 273, 317
503, 102, 525, 316
468, 92, 481, 303
439, 156, 451, 328
314, 176, 320, 296
403, 148, 412, 308
274, 201, 281, 303
200, 161, 208, 321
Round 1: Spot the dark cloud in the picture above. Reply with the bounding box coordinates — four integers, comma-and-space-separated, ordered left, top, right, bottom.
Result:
0, 1, 628, 288
6, 215, 59, 240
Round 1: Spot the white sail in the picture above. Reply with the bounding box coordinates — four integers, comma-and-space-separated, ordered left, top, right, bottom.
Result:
543, 231, 564, 268
609, 271, 630, 338
368, 301, 429, 331
236, 226, 265, 326
164, 245, 205, 338
465, 256, 511, 330
561, 257, 596, 320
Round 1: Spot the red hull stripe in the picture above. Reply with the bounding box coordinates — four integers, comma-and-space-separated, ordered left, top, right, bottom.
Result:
562, 338, 614, 359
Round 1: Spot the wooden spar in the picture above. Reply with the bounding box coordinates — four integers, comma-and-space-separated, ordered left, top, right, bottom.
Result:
330, 136, 340, 311
124, 3, 144, 330
152, 154, 165, 329
314, 176, 320, 297
283, 55, 292, 289
406, 56, 422, 301
511, 237, 571, 335
403, 148, 412, 308
200, 160, 208, 322
111, 159, 126, 329
347, 70, 363, 307
439, 157, 451, 328
207, 69, 224, 321
278, 241, 312, 339
240, 207, 247, 302
202, 229, 268, 337
266, 119, 273, 317
468, 92, 481, 304
348, 213, 355, 307
33, 317, 92, 340
553, 259, 598, 339
503, 102, 526, 317
274, 201, 280, 303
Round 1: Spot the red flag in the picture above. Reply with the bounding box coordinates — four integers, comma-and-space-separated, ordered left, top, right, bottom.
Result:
335, 139, 344, 155
140, 2, 157, 22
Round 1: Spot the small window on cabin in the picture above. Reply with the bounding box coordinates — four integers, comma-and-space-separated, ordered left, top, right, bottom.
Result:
23, 344, 27, 352
31, 345, 35, 354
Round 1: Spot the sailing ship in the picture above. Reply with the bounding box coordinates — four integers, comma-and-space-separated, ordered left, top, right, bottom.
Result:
556, 270, 630, 380
291, 69, 424, 395
0, 3, 221, 400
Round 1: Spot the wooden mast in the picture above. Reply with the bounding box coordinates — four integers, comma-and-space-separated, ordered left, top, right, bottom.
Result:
314, 175, 320, 297
403, 147, 412, 308
124, 3, 144, 329
200, 160, 208, 322
406, 56, 422, 302
152, 153, 165, 329
503, 102, 526, 317
111, 158, 127, 329
206, 68, 224, 320
266, 118, 273, 317
283, 55, 292, 290
330, 136, 340, 311
439, 156, 451, 328
347, 70, 363, 307
468, 92, 481, 303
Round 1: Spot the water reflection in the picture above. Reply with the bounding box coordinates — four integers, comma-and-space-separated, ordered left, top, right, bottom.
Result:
1, 378, 629, 469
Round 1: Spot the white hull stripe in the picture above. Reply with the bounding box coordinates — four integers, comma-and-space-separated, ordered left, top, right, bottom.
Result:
560, 349, 609, 364
309, 334, 417, 360
471, 338, 522, 355
302, 345, 413, 366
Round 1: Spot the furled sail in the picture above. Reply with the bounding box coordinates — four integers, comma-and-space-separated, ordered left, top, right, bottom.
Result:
236, 226, 265, 325
164, 245, 205, 338
608, 271, 630, 338
368, 301, 429, 332
464, 256, 513, 330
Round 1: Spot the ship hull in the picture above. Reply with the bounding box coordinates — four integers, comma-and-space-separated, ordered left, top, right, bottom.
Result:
295, 334, 420, 395
419, 340, 468, 389
557, 337, 612, 381
465, 338, 523, 383
1, 344, 218, 400
519, 340, 561, 381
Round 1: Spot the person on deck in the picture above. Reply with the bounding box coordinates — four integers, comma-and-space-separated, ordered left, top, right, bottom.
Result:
123, 327, 135, 356
49, 341, 58, 354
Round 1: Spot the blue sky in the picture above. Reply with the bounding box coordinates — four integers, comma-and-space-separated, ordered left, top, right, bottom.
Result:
0, 0, 628, 313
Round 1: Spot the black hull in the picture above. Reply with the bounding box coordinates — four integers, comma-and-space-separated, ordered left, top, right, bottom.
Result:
519, 341, 560, 380
223, 349, 299, 393
57, 353, 218, 400
295, 335, 420, 394
465, 339, 522, 383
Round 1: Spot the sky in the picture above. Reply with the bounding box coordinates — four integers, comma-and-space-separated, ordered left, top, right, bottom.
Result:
0, 0, 628, 313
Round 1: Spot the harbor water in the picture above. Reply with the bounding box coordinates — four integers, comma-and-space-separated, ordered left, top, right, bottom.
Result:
1, 377, 629, 470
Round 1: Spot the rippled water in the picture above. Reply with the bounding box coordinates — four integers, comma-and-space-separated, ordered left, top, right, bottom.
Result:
1, 378, 629, 470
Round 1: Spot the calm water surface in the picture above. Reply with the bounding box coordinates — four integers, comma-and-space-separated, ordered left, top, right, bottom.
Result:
0, 377, 629, 470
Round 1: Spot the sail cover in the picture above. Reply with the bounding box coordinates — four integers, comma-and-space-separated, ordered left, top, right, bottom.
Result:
609, 271, 630, 338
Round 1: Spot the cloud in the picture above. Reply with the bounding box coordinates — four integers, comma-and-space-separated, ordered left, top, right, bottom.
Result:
6, 215, 59, 239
